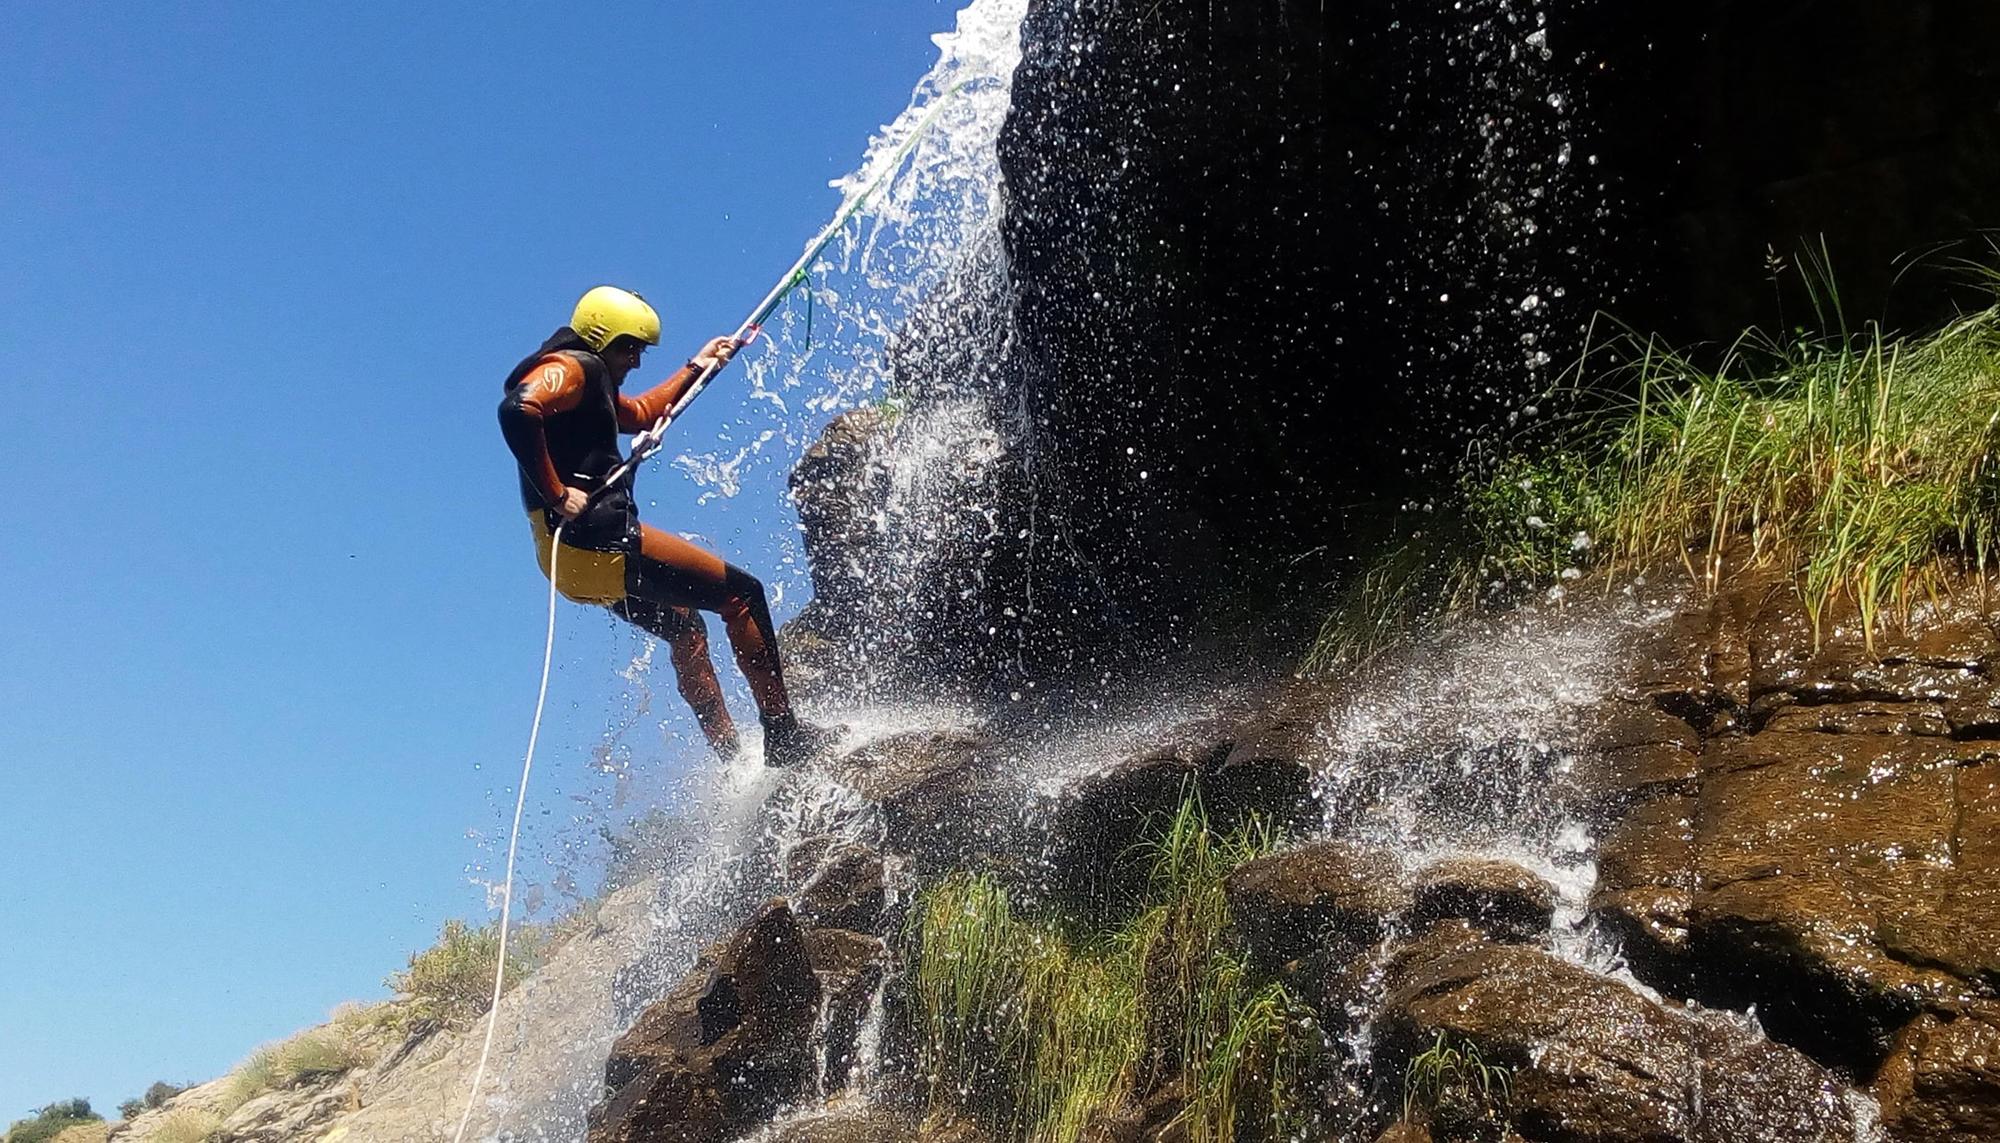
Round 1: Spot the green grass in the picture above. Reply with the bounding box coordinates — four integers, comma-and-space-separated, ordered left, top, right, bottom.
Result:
1402, 1030, 1511, 1138
910, 798, 1319, 1142
225, 1024, 366, 1106
385, 918, 530, 1031
1309, 279, 2000, 667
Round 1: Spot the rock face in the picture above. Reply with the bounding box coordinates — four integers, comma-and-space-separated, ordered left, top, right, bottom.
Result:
1584, 577, 2000, 1077
1052, 684, 1326, 905
1376, 924, 1859, 1142
982, 0, 2000, 664
1225, 842, 1410, 968
589, 902, 821, 1143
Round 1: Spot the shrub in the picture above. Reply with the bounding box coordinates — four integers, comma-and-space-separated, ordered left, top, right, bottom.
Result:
912, 797, 1320, 1142
385, 918, 531, 1031
4, 1100, 100, 1143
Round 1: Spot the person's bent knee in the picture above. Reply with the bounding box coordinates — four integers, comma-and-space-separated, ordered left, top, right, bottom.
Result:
722, 566, 767, 605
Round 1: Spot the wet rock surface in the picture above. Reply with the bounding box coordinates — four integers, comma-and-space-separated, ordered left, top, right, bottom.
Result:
1586, 576, 2000, 1076
1410, 859, 1556, 944
1052, 686, 1325, 904
1872, 1005, 2000, 1142
1376, 924, 1859, 1142
589, 901, 821, 1143
1226, 841, 1410, 969
833, 728, 1011, 872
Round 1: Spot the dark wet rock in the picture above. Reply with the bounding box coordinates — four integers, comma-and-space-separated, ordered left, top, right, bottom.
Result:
795, 844, 888, 934
1051, 697, 1322, 907
834, 729, 1011, 872
803, 928, 888, 1093
1682, 734, 1997, 1069
1590, 574, 2000, 1080
1080, 1080, 1184, 1143
1572, 740, 1702, 814
1591, 795, 1698, 982
589, 901, 820, 1143
762, 1107, 991, 1143
1376, 924, 1858, 1143
1873, 1005, 2000, 1143
1411, 859, 1555, 943
1225, 841, 1409, 969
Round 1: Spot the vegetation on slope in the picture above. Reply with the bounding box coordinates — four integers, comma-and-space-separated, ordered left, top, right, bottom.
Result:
911, 798, 1322, 1142
3, 1101, 100, 1143
1312, 278, 2000, 667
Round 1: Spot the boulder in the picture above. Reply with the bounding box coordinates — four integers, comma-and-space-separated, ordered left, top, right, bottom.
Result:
1052, 694, 1323, 906
589, 901, 821, 1143
1873, 1006, 2000, 1143
1376, 925, 1858, 1142
803, 928, 889, 1093
1682, 733, 1997, 1069
1224, 841, 1409, 968
1411, 859, 1555, 943
834, 729, 1011, 872
796, 844, 889, 934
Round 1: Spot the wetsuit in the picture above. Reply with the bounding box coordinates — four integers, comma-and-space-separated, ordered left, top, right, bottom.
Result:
498, 328, 793, 755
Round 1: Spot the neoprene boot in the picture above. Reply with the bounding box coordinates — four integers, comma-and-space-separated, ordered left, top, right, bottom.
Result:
761, 710, 840, 769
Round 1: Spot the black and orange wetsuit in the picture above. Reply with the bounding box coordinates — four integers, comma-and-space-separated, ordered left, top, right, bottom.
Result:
498, 328, 795, 756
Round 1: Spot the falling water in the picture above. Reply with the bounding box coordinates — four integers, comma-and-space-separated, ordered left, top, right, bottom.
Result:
427, 1, 1887, 1139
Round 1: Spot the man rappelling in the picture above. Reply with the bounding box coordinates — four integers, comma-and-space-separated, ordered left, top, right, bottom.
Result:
498, 286, 838, 768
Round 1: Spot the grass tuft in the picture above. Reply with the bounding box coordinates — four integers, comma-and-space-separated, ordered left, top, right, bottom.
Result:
1309, 289, 2000, 666
148, 1110, 223, 1143
1402, 1030, 1511, 1138
225, 1025, 366, 1107
911, 797, 1319, 1142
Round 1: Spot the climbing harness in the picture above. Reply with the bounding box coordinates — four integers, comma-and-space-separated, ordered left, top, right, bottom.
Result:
453, 83, 966, 1142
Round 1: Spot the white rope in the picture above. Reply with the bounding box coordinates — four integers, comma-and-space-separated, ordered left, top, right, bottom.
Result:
452, 524, 564, 1143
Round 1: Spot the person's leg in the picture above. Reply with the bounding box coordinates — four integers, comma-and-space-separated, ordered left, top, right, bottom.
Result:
630, 524, 795, 718
609, 597, 741, 758
628, 524, 837, 767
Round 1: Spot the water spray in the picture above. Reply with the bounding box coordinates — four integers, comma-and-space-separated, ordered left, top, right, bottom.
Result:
595, 81, 967, 506
451, 85, 965, 1143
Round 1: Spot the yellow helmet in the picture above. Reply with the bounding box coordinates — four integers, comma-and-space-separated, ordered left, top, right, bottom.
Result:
570, 286, 661, 352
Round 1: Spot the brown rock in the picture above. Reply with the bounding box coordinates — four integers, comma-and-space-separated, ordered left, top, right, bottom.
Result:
795, 844, 888, 934
1372, 1122, 1433, 1143
1224, 841, 1409, 968
1573, 741, 1702, 811
1410, 859, 1555, 943
1758, 701, 1953, 737
1053, 700, 1321, 905
1592, 795, 1698, 980
1378, 925, 1858, 1142
803, 928, 888, 1093
1873, 1007, 2000, 1143
834, 729, 1009, 870
589, 902, 821, 1143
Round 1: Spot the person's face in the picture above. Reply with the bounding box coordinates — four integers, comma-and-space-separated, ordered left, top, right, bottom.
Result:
605, 338, 646, 383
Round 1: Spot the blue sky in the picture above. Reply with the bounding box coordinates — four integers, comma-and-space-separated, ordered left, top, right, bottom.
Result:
0, 0, 958, 1118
